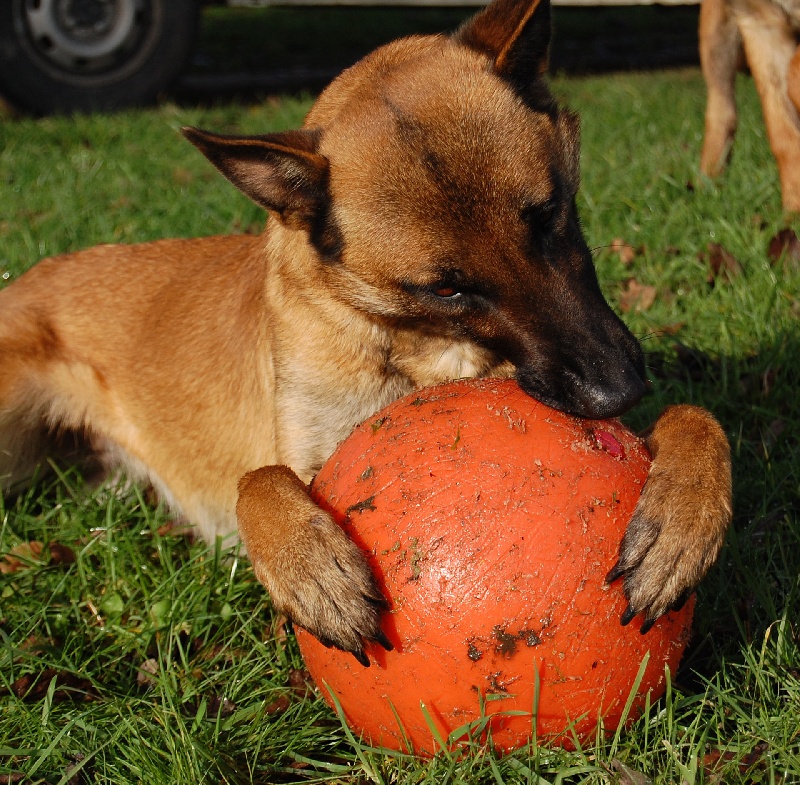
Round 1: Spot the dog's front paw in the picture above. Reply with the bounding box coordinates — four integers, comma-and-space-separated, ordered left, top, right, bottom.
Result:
266, 510, 392, 666
606, 405, 732, 632
237, 465, 392, 666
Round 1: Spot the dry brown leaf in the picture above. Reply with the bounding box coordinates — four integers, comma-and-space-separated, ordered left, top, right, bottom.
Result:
1, 541, 75, 573
652, 322, 686, 337
156, 519, 195, 539
288, 668, 314, 697
619, 278, 657, 313
264, 693, 292, 715
172, 167, 194, 186
608, 758, 653, 785
207, 694, 237, 718
767, 227, 800, 270
48, 542, 76, 566
702, 741, 770, 781
0, 541, 44, 574
704, 242, 742, 284
136, 658, 159, 689
9, 669, 96, 702
610, 237, 637, 267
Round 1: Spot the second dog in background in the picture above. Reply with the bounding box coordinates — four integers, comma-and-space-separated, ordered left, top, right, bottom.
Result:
700, 0, 800, 212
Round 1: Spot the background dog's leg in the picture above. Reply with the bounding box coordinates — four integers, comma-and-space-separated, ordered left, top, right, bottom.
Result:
236, 465, 392, 666
699, 0, 742, 178
788, 45, 800, 115
606, 405, 732, 631
739, 10, 800, 212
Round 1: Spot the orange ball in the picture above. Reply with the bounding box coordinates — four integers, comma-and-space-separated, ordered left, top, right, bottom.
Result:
297, 379, 693, 755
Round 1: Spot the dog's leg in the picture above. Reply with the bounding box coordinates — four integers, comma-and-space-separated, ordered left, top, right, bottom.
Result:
738, 8, 800, 212
607, 405, 732, 631
236, 465, 392, 666
699, 0, 742, 178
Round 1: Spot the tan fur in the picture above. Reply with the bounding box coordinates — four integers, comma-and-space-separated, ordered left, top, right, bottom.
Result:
1, 0, 731, 665
700, 0, 800, 212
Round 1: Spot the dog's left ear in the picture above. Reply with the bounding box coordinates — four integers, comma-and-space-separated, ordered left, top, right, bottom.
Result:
182, 127, 329, 231
456, 0, 552, 93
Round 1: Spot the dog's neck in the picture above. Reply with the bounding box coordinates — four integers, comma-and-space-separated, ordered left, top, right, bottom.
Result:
261, 225, 511, 479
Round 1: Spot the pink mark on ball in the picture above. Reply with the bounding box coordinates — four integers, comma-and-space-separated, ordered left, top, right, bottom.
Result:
594, 430, 625, 459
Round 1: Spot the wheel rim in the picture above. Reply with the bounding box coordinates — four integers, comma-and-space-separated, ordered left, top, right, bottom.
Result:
13, 0, 160, 82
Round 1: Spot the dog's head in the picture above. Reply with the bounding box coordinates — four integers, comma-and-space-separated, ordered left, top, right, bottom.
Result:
184, 0, 646, 419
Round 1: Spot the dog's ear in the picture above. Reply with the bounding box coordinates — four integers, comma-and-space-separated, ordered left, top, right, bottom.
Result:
182, 127, 329, 230
455, 0, 552, 97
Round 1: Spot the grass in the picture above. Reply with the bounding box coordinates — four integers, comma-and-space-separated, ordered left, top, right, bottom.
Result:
1, 7, 800, 784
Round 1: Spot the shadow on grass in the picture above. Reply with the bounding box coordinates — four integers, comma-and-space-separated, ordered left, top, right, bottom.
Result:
639, 333, 800, 685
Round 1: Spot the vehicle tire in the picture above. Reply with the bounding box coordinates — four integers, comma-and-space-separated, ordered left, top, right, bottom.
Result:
0, 0, 199, 115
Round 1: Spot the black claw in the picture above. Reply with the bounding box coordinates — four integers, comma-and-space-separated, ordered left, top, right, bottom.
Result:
640, 618, 655, 635
620, 605, 637, 626
374, 629, 394, 652
670, 590, 691, 613
352, 648, 370, 668
317, 635, 337, 650
605, 562, 624, 585
365, 591, 390, 612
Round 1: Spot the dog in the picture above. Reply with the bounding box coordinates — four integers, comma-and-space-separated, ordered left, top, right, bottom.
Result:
700, 0, 800, 212
0, 0, 731, 666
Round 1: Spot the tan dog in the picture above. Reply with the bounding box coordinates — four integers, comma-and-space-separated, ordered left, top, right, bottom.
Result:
700, 0, 800, 212
1, 0, 731, 666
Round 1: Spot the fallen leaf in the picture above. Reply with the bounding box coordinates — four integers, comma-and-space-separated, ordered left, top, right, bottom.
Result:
288, 668, 314, 697
703, 242, 742, 284
61, 755, 87, 785
652, 322, 685, 337
619, 278, 657, 313
207, 694, 236, 718
136, 658, 159, 689
767, 228, 800, 270
264, 694, 292, 714
761, 418, 786, 458
610, 237, 637, 267
48, 542, 76, 566
0, 541, 45, 574
702, 741, 770, 780
172, 167, 194, 186
110, 195, 131, 211
156, 520, 195, 538
608, 758, 653, 785
19, 634, 55, 654
8, 669, 96, 702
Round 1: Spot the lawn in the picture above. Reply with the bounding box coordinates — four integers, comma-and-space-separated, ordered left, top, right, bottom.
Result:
1, 6, 799, 784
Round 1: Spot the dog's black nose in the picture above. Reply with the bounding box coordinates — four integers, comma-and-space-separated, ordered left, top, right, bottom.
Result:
573, 364, 648, 419
516, 347, 647, 420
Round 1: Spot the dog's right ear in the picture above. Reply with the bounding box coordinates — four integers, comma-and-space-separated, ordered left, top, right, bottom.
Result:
455, 0, 553, 111
182, 127, 329, 231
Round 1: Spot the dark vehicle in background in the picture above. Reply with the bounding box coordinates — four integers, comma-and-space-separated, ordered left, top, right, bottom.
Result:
0, 0, 200, 115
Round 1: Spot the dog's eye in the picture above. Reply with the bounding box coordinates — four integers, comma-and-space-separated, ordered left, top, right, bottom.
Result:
433, 285, 460, 299
524, 201, 557, 232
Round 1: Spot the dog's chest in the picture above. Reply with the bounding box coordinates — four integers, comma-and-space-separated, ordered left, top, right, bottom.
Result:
275, 368, 414, 482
